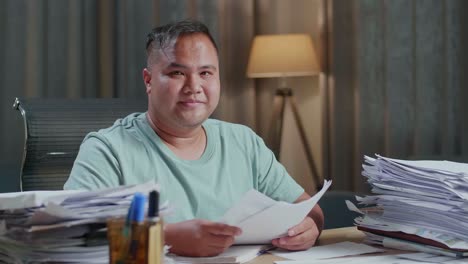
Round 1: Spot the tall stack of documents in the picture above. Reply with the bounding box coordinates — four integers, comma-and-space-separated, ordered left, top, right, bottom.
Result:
349, 155, 468, 257
0, 182, 160, 263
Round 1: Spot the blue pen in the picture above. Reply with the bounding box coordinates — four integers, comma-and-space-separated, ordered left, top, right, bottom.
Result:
116, 197, 136, 264
117, 193, 146, 264
257, 245, 276, 256
124, 198, 136, 236
127, 193, 146, 263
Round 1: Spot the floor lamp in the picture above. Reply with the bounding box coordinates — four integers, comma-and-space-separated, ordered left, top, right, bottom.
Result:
246, 34, 322, 190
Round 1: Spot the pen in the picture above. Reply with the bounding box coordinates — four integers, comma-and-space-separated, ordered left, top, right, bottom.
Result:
117, 192, 146, 264
116, 196, 136, 264
257, 245, 276, 256
127, 192, 146, 263
148, 190, 159, 220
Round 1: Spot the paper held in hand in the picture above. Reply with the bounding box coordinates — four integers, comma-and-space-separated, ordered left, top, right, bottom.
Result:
220, 180, 332, 244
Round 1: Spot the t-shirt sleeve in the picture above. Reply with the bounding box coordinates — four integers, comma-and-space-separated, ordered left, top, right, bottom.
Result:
63, 134, 121, 190
252, 132, 305, 203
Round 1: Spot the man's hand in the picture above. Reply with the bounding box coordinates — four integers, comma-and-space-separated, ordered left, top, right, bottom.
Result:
271, 216, 319, 250
165, 219, 242, 257
271, 193, 324, 251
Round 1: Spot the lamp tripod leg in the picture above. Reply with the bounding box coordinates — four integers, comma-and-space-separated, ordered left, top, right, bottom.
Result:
269, 92, 286, 159
288, 95, 322, 191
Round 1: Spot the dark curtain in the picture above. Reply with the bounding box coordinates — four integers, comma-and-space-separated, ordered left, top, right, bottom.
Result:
329, 0, 468, 192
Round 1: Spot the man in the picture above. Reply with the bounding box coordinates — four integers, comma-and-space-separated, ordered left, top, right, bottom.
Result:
64, 20, 324, 257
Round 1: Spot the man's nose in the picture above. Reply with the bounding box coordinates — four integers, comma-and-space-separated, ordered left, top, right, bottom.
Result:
183, 74, 202, 94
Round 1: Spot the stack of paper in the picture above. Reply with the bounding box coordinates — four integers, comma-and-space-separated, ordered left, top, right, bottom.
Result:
348, 154, 468, 257
0, 182, 160, 263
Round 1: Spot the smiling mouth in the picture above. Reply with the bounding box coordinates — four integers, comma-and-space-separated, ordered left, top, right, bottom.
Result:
180, 100, 202, 103
179, 100, 205, 107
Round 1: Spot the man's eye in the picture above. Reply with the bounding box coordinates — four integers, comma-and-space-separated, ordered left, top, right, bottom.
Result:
169, 71, 184, 76
200, 71, 212, 76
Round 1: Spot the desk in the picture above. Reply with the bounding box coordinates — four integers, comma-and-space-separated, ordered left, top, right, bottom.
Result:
247, 226, 367, 264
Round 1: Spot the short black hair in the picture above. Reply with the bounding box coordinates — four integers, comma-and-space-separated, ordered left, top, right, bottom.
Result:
146, 20, 218, 64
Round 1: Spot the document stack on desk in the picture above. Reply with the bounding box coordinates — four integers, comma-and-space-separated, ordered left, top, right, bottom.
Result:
349, 155, 468, 257
0, 181, 161, 263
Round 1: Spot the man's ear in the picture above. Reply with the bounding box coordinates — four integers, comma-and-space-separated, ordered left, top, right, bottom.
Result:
142, 68, 152, 94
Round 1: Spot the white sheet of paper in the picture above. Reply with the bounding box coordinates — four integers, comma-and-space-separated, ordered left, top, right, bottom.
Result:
169, 245, 270, 264
383, 156, 468, 176
395, 252, 457, 263
271, 241, 384, 261
445, 259, 468, 264
274, 254, 422, 264
220, 190, 276, 225
222, 180, 331, 244
0, 190, 83, 210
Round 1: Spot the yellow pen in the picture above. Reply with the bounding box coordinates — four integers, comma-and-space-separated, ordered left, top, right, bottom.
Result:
147, 190, 163, 264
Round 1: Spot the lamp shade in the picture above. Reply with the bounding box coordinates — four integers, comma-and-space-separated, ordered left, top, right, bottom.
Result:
246, 34, 320, 78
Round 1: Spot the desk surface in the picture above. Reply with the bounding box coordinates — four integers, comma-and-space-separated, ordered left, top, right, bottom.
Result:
247, 226, 366, 264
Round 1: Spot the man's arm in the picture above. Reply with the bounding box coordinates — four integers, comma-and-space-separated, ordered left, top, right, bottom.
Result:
64, 136, 120, 190
271, 192, 324, 251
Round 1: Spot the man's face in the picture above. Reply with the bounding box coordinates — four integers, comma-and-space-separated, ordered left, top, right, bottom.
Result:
143, 33, 220, 131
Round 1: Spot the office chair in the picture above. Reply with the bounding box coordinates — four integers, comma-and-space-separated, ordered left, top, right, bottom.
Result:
13, 97, 147, 191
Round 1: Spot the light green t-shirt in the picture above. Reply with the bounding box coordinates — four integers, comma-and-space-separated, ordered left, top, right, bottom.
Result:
64, 113, 304, 223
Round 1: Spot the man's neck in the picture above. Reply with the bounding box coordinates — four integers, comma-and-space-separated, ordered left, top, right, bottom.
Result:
146, 113, 207, 160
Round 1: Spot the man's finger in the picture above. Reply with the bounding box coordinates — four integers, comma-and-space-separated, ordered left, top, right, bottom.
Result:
205, 222, 242, 236
287, 217, 314, 236
207, 234, 235, 249
278, 229, 312, 246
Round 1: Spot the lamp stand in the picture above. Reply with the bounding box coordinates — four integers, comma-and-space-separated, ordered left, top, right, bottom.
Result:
269, 88, 322, 191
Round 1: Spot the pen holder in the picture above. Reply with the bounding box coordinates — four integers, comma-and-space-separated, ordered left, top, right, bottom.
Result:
107, 217, 164, 264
